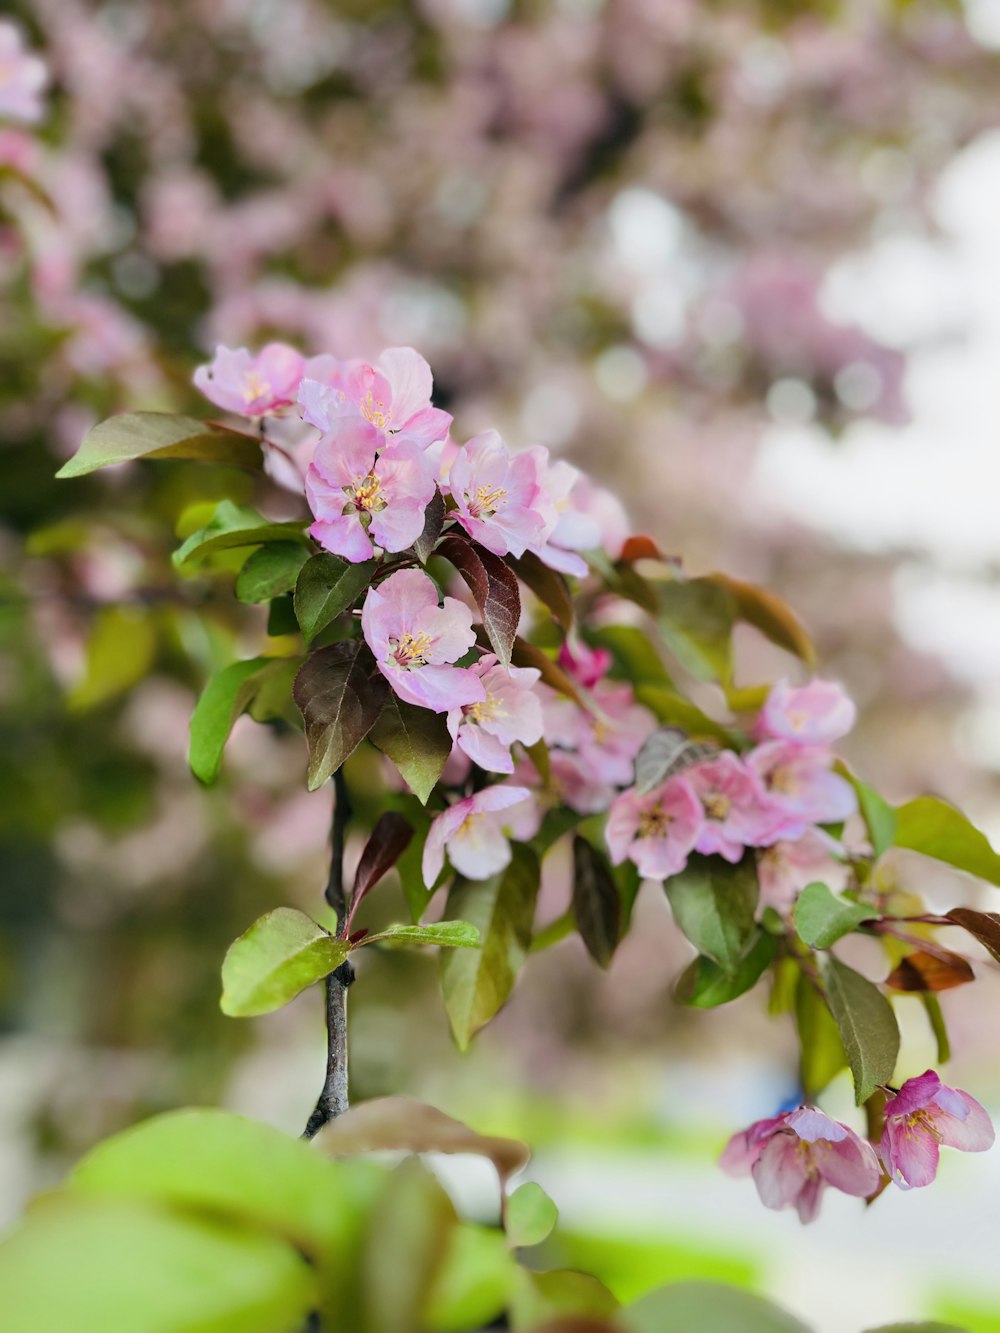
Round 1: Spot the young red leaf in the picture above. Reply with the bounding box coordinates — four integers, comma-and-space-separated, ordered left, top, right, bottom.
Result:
886, 949, 975, 993
347, 812, 414, 930
945, 906, 1000, 963
438, 533, 520, 667
413, 490, 446, 564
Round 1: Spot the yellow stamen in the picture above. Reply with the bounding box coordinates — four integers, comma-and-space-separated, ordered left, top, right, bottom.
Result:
471, 484, 508, 517
242, 369, 272, 404
361, 390, 391, 431
388, 631, 432, 670
348, 472, 386, 513
638, 805, 672, 839
703, 793, 731, 821
467, 691, 507, 726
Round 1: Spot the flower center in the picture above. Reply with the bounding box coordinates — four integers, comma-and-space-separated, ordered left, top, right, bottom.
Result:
468, 484, 508, 518
361, 390, 391, 431
638, 804, 672, 839
703, 792, 731, 821
347, 471, 386, 513
387, 631, 432, 670
904, 1109, 943, 1143
242, 369, 272, 404
467, 691, 506, 726
769, 765, 798, 795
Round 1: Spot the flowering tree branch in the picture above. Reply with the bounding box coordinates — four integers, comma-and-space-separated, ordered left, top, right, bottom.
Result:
302, 770, 354, 1140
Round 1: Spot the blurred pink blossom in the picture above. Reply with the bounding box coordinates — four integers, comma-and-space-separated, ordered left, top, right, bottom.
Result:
422, 785, 534, 884
880, 1071, 994, 1190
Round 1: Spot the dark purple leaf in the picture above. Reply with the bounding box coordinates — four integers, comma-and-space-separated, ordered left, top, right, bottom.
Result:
571, 837, 620, 969
945, 906, 1000, 963
413, 490, 446, 564
292, 642, 388, 790
347, 812, 414, 928
438, 533, 520, 667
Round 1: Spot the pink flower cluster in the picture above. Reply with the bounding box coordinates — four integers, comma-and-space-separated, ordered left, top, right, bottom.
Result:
722, 1071, 994, 1222
193, 342, 622, 576
607, 677, 858, 905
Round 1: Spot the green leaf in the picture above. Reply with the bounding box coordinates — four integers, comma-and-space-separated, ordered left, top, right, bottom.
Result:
68, 606, 157, 710
633, 683, 733, 743
510, 1268, 620, 1328
505, 1182, 558, 1249
359, 1158, 457, 1333
592, 623, 674, 687
221, 907, 349, 1017
56, 412, 263, 479
864, 1323, 967, 1332
818, 954, 899, 1105
439, 533, 521, 667
236, 543, 310, 604
189, 656, 286, 785
294, 552, 377, 645
674, 930, 776, 1008
849, 776, 897, 858
793, 881, 873, 948
664, 855, 758, 974
894, 795, 1000, 887
795, 971, 848, 1099
571, 836, 621, 968
507, 551, 573, 632
424, 1224, 515, 1333
657, 578, 735, 684
621, 1281, 809, 1333
354, 921, 481, 950
368, 694, 452, 804
440, 845, 541, 1049
921, 992, 951, 1064
173, 500, 310, 569
709, 574, 816, 667
70, 1108, 376, 1266
293, 641, 389, 790
0, 1195, 315, 1333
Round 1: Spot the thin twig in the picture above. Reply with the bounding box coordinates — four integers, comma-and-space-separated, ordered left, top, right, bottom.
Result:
302, 769, 355, 1140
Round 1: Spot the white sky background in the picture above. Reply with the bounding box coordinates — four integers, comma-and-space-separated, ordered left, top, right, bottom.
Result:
752, 129, 1000, 706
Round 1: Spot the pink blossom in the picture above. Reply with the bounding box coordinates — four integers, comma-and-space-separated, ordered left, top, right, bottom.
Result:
880, 1071, 994, 1190
0, 22, 47, 124
747, 740, 857, 837
193, 343, 305, 417
361, 568, 486, 713
557, 639, 612, 689
422, 785, 533, 885
447, 654, 543, 774
298, 346, 451, 450
756, 828, 848, 914
448, 431, 551, 558
687, 751, 782, 862
528, 458, 596, 577
721, 1107, 881, 1223
606, 778, 704, 880
516, 749, 617, 816
758, 678, 857, 747
305, 417, 436, 562
541, 681, 656, 787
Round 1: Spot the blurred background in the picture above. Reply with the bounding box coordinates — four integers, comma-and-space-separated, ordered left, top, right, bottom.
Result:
3, 1, 1000, 1329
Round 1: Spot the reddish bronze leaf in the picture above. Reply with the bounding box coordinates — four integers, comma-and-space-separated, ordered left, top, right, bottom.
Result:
292, 641, 388, 790
347, 812, 414, 931
946, 907, 1000, 963
886, 949, 974, 993
438, 533, 520, 667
